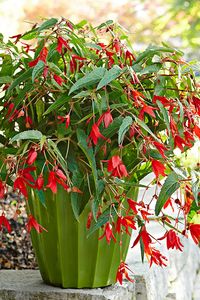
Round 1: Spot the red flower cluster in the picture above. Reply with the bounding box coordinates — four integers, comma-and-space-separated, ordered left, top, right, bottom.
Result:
158, 229, 183, 251
107, 156, 128, 178
116, 261, 134, 284
132, 226, 168, 267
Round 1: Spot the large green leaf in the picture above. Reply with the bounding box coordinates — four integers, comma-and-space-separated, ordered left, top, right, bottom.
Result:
10, 130, 43, 143
118, 116, 133, 145
38, 18, 58, 31
69, 67, 106, 94
43, 94, 71, 115
155, 172, 180, 215
96, 65, 123, 90
77, 128, 98, 190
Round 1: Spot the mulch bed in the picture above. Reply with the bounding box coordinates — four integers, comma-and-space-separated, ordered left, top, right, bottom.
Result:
0, 193, 37, 270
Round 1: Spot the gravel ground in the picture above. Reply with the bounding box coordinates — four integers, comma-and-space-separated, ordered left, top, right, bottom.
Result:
0, 194, 37, 270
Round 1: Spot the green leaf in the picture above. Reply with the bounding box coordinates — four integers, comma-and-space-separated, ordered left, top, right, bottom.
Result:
97, 20, 114, 30
155, 172, 180, 215
35, 189, 46, 207
69, 67, 106, 94
21, 29, 38, 40
38, 18, 58, 31
0, 76, 12, 84
8, 68, 32, 93
191, 170, 199, 205
134, 117, 160, 142
0, 54, 13, 76
77, 129, 98, 190
10, 130, 43, 143
36, 99, 45, 122
156, 100, 170, 133
32, 60, 45, 82
118, 116, 133, 145
96, 65, 123, 90
47, 139, 68, 173
72, 90, 91, 98
87, 205, 117, 237
71, 170, 84, 220
43, 94, 71, 115
139, 63, 162, 75
95, 117, 123, 152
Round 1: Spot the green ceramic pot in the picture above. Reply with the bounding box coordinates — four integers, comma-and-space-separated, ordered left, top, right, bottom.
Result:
28, 186, 135, 288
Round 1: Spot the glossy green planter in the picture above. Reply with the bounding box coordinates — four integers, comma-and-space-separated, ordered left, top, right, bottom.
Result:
28, 187, 133, 288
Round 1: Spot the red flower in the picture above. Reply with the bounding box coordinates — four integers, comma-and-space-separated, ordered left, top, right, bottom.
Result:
14, 177, 28, 198
46, 169, 68, 193
0, 180, 5, 198
107, 155, 128, 178
189, 224, 200, 245
158, 229, 183, 251
131, 89, 144, 101
132, 226, 167, 267
113, 38, 121, 55
194, 125, 200, 138
70, 54, 86, 73
152, 141, 167, 158
192, 96, 200, 116
26, 215, 47, 233
53, 74, 64, 86
20, 166, 36, 183
127, 198, 138, 214
132, 226, 152, 250
99, 222, 116, 244
57, 114, 70, 128
25, 116, 33, 128
163, 198, 174, 212
88, 123, 107, 145
139, 104, 157, 120
125, 50, 136, 66
56, 36, 71, 54
35, 175, 44, 190
97, 109, 113, 128
149, 247, 168, 267
153, 95, 171, 107
0, 213, 11, 232
29, 46, 48, 67
27, 148, 38, 165
116, 262, 134, 285
116, 216, 136, 235
151, 159, 166, 177
139, 208, 152, 222
174, 135, 187, 151
14, 167, 36, 198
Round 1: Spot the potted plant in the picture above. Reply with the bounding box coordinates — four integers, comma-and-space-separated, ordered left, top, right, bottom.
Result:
0, 18, 199, 288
